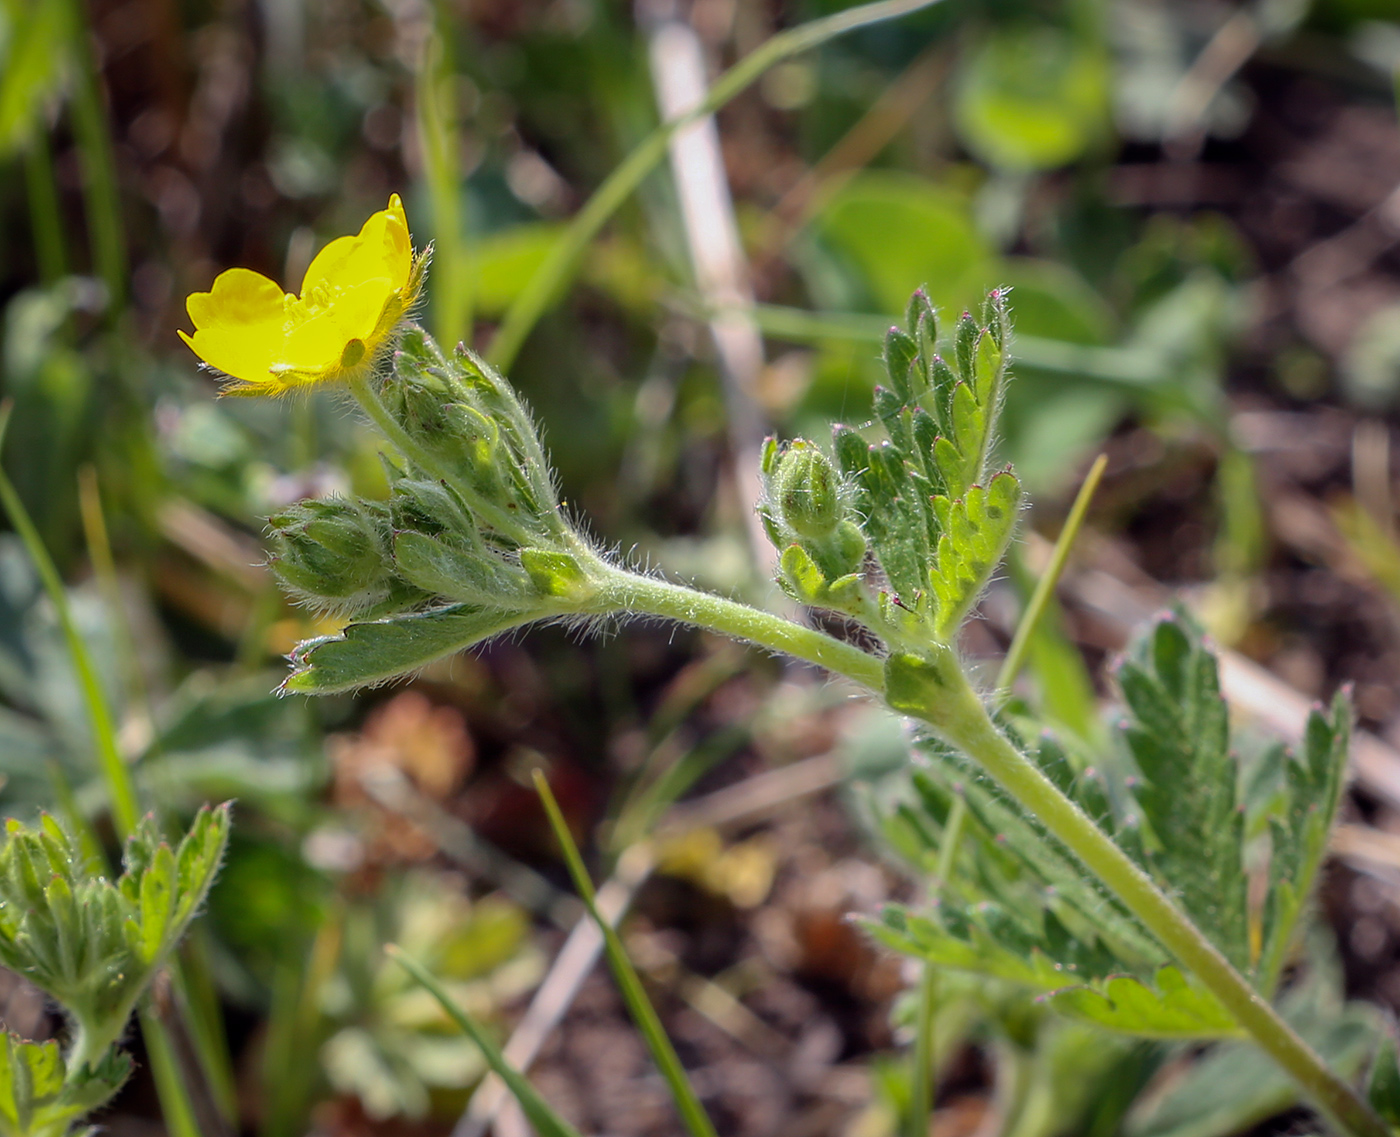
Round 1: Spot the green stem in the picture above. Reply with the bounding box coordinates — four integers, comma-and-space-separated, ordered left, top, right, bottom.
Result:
909, 959, 938, 1137
388, 945, 586, 1137
487, 0, 943, 371
0, 409, 140, 837
65, 0, 127, 311
910, 791, 968, 1137
591, 565, 886, 692
417, 3, 472, 348
24, 134, 68, 286
912, 665, 1388, 1137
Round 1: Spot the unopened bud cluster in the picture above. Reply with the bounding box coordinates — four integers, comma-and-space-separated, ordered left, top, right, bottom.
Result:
759, 438, 867, 611
267, 328, 598, 623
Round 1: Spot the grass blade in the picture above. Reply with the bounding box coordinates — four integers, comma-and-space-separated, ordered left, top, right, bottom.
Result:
0, 403, 139, 836
533, 770, 719, 1137
995, 452, 1108, 695
386, 944, 586, 1137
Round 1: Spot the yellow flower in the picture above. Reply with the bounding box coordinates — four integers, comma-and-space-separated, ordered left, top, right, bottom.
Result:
179, 194, 424, 396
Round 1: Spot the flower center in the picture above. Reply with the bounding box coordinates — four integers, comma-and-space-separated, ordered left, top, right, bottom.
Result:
340, 338, 366, 368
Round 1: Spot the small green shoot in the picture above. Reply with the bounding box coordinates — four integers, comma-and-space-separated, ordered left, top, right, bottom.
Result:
385, 945, 585, 1137
533, 770, 719, 1137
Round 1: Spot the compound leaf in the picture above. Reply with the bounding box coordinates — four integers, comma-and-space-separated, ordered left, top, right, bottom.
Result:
1046, 967, 1242, 1040
1113, 612, 1250, 972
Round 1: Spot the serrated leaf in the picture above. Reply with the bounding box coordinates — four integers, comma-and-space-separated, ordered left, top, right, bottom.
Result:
869, 901, 1121, 991
928, 471, 1022, 639
910, 741, 1164, 966
137, 844, 175, 964
283, 603, 530, 695
1114, 612, 1250, 972
1046, 967, 1243, 1039
1128, 960, 1376, 1137
1258, 691, 1351, 992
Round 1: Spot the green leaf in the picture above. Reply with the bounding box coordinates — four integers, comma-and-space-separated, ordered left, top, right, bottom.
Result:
1258, 691, 1351, 992
1046, 967, 1243, 1040
908, 741, 1164, 967
1368, 1035, 1400, 1128
0, 1030, 130, 1137
0, 0, 74, 156
953, 25, 1111, 173
1113, 612, 1250, 972
867, 902, 1121, 991
813, 173, 994, 316
1128, 957, 1377, 1137
282, 604, 531, 695
136, 844, 175, 965
928, 470, 1022, 639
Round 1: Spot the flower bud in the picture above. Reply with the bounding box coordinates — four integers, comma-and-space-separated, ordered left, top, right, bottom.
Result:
268, 498, 396, 604
774, 441, 842, 540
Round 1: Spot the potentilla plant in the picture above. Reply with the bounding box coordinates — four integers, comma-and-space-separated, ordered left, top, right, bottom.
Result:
0, 806, 229, 1137
181, 198, 1398, 1137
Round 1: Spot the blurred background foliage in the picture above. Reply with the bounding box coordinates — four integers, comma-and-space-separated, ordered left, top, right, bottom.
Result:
6, 0, 1400, 1134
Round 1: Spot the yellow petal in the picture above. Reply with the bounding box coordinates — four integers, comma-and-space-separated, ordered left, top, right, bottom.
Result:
278, 308, 352, 374
179, 325, 281, 386
187, 268, 286, 331
325, 277, 396, 345
299, 233, 359, 307
301, 194, 412, 303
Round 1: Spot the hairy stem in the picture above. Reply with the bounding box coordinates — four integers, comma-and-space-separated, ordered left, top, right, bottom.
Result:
906, 663, 1388, 1137
585, 561, 1384, 1136
591, 566, 886, 691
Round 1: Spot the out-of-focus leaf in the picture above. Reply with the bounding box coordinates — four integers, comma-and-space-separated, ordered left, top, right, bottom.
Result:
470, 223, 568, 317
1258, 692, 1350, 992
0, 0, 73, 154
953, 25, 1112, 172
1367, 1035, 1400, 1128
1046, 968, 1242, 1040
811, 173, 994, 315
1126, 948, 1376, 1136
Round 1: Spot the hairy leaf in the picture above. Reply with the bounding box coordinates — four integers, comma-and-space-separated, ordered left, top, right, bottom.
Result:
1113, 612, 1249, 972
282, 604, 531, 695
928, 470, 1022, 638
1258, 692, 1351, 991
1046, 968, 1242, 1039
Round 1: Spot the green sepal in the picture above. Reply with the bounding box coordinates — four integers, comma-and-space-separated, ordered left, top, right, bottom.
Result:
392, 530, 533, 608
281, 604, 530, 695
